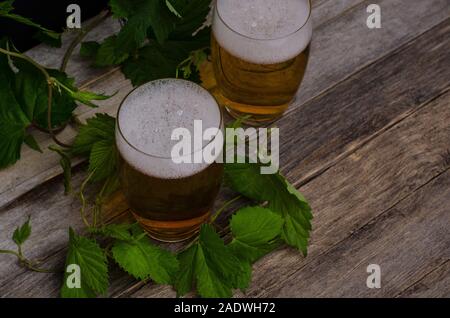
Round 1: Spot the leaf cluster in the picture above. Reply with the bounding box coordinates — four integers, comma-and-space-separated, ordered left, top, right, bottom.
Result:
80, 0, 212, 85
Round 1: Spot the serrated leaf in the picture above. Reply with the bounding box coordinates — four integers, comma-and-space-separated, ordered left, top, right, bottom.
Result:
174, 244, 197, 296
24, 134, 42, 153
175, 224, 246, 298
228, 206, 283, 263
109, 0, 141, 18
89, 140, 117, 182
88, 36, 129, 67
168, 0, 212, 39
79, 41, 100, 58
91, 223, 133, 241
13, 61, 77, 129
122, 34, 208, 86
0, 120, 27, 168
101, 174, 121, 197
0, 45, 30, 168
91, 0, 210, 71
224, 162, 313, 255
67, 90, 110, 108
111, 226, 179, 283
71, 113, 116, 156
113, 0, 176, 54
226, 207, 283, 290
61, 228, 108, 298
12, 216, 31, 246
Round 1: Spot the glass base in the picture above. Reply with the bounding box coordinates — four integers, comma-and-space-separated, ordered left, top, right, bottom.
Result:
225, 106, 284, 126
132, 211, 210, 243
211, 89, 291, 126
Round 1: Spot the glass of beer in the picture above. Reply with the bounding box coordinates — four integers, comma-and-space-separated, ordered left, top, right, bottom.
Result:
116, 79, 224, 242
211, 0, 312, 125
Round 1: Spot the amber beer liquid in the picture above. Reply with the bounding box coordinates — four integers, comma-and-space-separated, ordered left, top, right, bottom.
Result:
211, 0, 312, 124
116, 79, 224, 242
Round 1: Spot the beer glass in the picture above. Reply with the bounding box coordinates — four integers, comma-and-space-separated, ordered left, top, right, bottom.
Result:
211, 0, 312, 124
116, 79, 224, 242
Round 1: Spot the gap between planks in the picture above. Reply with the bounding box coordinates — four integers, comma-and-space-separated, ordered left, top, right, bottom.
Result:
3, 0, 449, 209
0, 1, 450, 298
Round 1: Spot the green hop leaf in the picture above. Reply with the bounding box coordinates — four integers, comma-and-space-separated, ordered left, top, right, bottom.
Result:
23, 134, 43, 153
13, 60, 77, 129
90, 223, 134, 241
0, 42, 30, 168
224, 162, 313, 255
228, 206, 283, 263
174, 224, 246, 298
111, 225, 179, 283
61, 228, 109, 298
71, 113, 117, 183
12, 216, 31, 246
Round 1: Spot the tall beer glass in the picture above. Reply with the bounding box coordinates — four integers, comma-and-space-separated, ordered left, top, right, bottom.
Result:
116, 79, 224, 242
211, 0, 312, 124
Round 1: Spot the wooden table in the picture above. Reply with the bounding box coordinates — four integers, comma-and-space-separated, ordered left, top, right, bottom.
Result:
1, 0, 449, 297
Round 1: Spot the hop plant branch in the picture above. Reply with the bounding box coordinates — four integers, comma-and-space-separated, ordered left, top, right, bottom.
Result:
60, 10, 112, 72
0, 47, 71, 148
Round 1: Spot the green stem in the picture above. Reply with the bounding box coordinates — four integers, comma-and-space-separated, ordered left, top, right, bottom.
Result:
0, 249, 58, 273
22, 260, 58, 273
0, 47, 70, 148
0, 47, 49, 77
92, 180, 109, 227
0, 249, 20, 257
79, 170, 97, 228
60, 10, 111, 72
175, 46, 209, 78
211, 195, 242, 223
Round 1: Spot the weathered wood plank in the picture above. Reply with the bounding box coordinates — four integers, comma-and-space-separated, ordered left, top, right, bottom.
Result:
126, 84, 450, 298
26, 16, 121, 85
0, 165, 134, 296
397, 261, 450, 298
294, 0, 450, 110
0, 71, 131, 209
0, 15, 124, 208
1, 18, 449, 297
279, 17, 450, 183
264, 169, 450, 297
311, 0, 363, 27
1, 0, 447, 210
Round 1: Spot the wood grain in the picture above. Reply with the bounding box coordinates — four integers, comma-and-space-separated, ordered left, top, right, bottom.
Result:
128, 86, 450, 298
1, 17, 449, 297
270, 169, 450, 297
1, 0, 448, 209
291, 0, 450, 110
397, 261, 450, 298
1, 1, 450, 298
279, 18, 450, 184
26, 16, 121, 85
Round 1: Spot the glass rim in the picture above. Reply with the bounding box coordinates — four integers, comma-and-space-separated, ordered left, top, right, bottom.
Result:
116, 78, 224, 160
214, 0, 312, 42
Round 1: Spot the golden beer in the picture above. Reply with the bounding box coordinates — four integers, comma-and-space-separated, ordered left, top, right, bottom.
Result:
116, 79, 224, 242
211, 0, 312, 124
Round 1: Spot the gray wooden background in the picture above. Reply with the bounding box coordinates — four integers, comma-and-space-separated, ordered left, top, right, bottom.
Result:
0, 0, 449, 297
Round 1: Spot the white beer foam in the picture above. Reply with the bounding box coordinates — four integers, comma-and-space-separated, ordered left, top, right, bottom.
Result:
116, 79, 222, 179
213, 0, 312, 64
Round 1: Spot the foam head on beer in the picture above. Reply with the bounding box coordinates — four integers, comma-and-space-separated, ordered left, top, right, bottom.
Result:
116, 79, 222, 179
213, 0, 312, 64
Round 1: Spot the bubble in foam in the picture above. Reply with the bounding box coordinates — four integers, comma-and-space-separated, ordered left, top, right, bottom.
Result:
213, 0, 312, 64
116, 79, 222, 179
